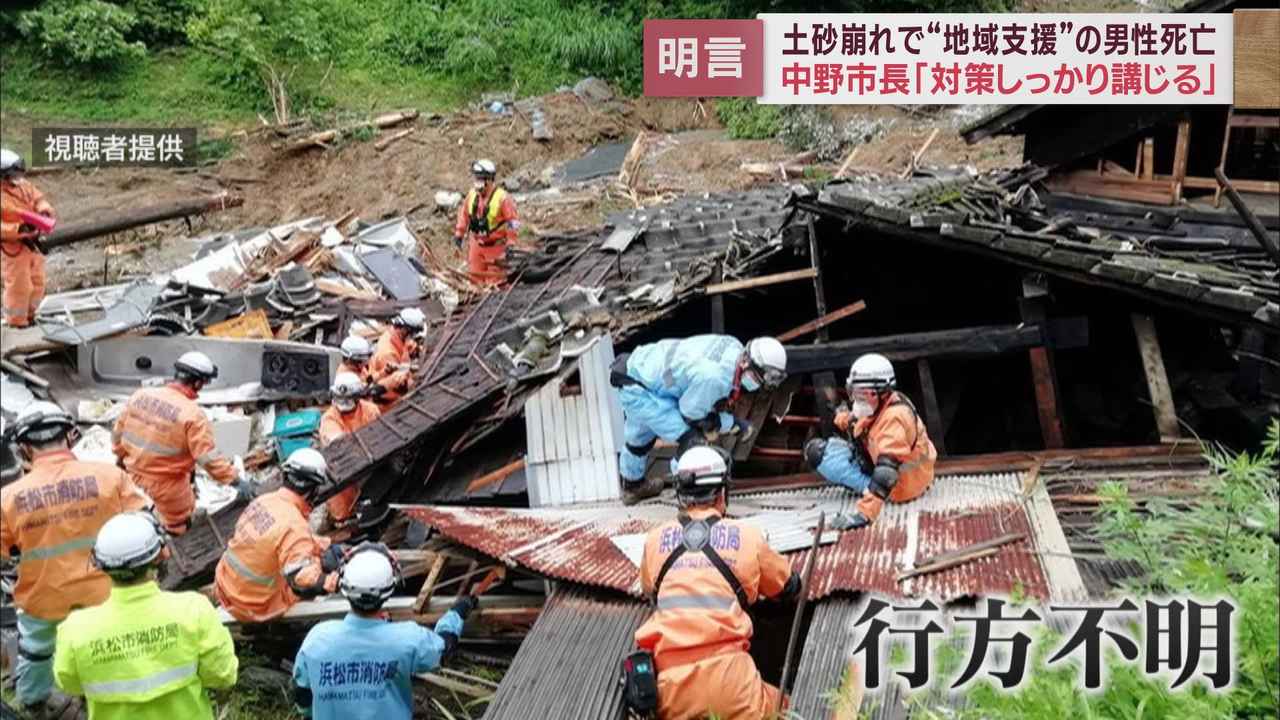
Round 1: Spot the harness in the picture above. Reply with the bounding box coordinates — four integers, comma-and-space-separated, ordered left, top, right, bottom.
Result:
652, 514, 749, 611
466, 188, 510, 244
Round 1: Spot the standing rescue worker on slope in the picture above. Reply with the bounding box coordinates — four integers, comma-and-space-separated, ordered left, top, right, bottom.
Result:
369, 308, 424, 405
292, 543, 476, 720
317, 372, 381, 525
1, 148, 56, 329
610, 335, 787, 505
634, 446, 801, 720
112, 351, 254, 536
0, 402, 150, 717
804, 353, 936, 530
453, 159, 519, 285
214, 448, 342, 623
54, 512, 238, 720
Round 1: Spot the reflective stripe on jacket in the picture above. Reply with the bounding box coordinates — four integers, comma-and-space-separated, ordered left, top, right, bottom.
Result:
213, 488, 337, 623
53, 581, 238, 720
112, 383, 238, 491
455, 187, 517, 244
318, 400, 381, 521
634, 508, 791, 673
0, 450, 149, 621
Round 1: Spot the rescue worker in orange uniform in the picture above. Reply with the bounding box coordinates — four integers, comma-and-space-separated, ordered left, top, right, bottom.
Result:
635, 446, 801, 720
341, 334, 395, 400
318, 372, 381, 524
369, 308, 424, 405
214, 448, 343, 623
112, 351, 255, 536
453, 159, 519, 285
804, 353, 936, 530
1, 148, 56, 328
0, 402, 150, 716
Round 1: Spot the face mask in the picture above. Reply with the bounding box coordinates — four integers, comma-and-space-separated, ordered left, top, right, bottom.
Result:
473, 180, 485, 190
852, 397, 875, 418
335, 398, 357, 413
741, 372, 761, 393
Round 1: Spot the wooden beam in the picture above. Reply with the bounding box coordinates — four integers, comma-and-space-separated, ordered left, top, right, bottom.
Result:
465, 458, 526, 494
1176, 175, 1280, 194
710, 266, 725, 333
777, 300, 867, 343
1141, 137, 1155, 181
915, 358, 947, 456
785, 323, 1044, 375
704, 268, 817, 295
1172, 120, 1191, 203
806, 221, 830, 342
1130, 314, 1181, 443
1046, 170, 1176, 206
44, 193, 244, 249
1028, 347, 1066, 448
413, 555, 448, 614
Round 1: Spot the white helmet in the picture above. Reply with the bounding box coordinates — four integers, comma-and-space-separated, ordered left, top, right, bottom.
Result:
744, 337, 787, 389
331, 372, 363, 411
93, 512, 167, 574
847, 353, 895, 394
340, 335, 372, 363
282, 447, 328, 497
471, 159, 496, 178
13, 401, 75, 444
674, 445, 730, 502
393, 307, 426, 331
0, 148, 24, 177
174, 350, 218, 382
339, 542, 401, 611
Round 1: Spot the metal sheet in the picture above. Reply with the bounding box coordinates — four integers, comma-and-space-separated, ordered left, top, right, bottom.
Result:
353, 217, 418, 257
359, 247, 423, 301
524, 336, 623, 507
78, 335, 340, 403
553, 139, 633, 184
484, 585, 647, 720
41, 281, 164, 345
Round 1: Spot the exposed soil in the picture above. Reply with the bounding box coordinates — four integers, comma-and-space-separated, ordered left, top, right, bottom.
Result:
13, 94, 1019, 294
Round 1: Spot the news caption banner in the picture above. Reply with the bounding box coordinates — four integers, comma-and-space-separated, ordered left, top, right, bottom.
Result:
644, 14, 1233, 104
32, 127, 197, 167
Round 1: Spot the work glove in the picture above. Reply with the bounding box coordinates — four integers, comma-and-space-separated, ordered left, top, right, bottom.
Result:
830, 511, 871, 531
366, 383, 388, 398
451, 594, 479, 621
233, 479, 257, 503
321, 543, 349, 573
833, 404, 853, 433
780, 570, 803, 601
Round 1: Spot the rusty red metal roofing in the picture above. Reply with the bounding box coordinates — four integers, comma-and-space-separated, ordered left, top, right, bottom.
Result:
403, 468, 1059, 602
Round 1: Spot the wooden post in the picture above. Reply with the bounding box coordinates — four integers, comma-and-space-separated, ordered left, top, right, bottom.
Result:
1020, 275, 1066, 449
1141, 137, 1155, 181
1171, 120, 1191, 203
812, 371, 841, 437
710, 266, 725, 333
1214, 106, 1234, 207
915, 358, 947, 456
1131, 314, 1182, 443
806, 221, 830, 342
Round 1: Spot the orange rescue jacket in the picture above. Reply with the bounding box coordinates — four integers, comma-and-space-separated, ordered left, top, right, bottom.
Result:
213, 488, 337, 623
454, 186, 518, 246
368, 329, 416, 402
635, 508, 792, 672
318, 400, 381, 521
849, 392, 937, 502
1, 178, 54, 247
112, 382, 239, 491
0, 450, 149, 621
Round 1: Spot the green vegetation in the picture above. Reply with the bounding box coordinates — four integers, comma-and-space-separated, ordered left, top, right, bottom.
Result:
716, 98, 785, 140
953, 421, 1280, 719
2, 0, 1011, 125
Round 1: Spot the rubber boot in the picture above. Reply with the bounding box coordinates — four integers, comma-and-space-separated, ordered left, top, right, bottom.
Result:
621, 475, 664, 506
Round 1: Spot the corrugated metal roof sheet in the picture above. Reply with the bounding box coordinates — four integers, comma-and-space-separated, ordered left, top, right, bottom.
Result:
483, 585, 647, 720
404, 469, 1065, 602
524, 335, 624, 506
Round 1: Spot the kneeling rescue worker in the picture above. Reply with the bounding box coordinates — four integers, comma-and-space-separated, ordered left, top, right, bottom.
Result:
0, 402, 150, 717
1, 147, 56, 329
54, 512, 238, 719
112, 351, 255, 535
292, 543, 476, 720
632, 446, 801, 720
318, 372, 381, 525
804, 353, 936, 530
369, 308, 425, 405
612, 335, 787, 505
214, 448, 343, 623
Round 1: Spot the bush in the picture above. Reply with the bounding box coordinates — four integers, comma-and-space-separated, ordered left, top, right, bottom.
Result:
16, 0, 146, 69
716, 98, 784, 140
119, 0, 201, 46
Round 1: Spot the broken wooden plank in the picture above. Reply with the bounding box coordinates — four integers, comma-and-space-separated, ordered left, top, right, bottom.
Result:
375, 127, 416, 152
316, 279, 381, 301
785, 324, 1044, 374
902, 127, 940, 178
413, 555, 448, 614
415, 671, 494, 699
834, 146, 861, 179
283, 109, 419, 152
915, 358, 947, 456
741, 161, 808, 177
704, 268, 817, 295
466, 458, 526, 494
1131, 314, 1181, 442
777, 300, 867, 343
900, 532, 1026, 582
805, 220, 830, 342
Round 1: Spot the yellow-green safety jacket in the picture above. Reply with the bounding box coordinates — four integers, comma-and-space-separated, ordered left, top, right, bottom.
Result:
53, 580, 239, 720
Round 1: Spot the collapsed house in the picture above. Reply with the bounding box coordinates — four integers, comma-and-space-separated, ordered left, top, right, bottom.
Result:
2, 100, 1275, 716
